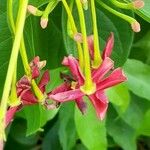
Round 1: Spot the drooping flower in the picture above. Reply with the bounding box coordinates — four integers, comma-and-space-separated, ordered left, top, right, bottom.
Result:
48, 33, 127, 120
5, 57, 50, 127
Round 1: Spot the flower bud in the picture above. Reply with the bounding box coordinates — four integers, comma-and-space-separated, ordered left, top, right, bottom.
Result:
74, 33, 83, 43
81, 0, 88, 10
27, 5, 37, 15
38, 60, 47, 69
40, 18, 48, 29
133, 0, 145, 9
131, 21, 141, 32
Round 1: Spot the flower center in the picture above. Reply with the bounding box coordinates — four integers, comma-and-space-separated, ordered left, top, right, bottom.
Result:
80, 82, 96, 95
71, 81, 78, 90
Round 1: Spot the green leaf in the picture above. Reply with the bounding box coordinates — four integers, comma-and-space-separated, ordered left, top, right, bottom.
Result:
0, 1, 12, 97
123, 59, 150, 100
119, 94, 150, 136
23, 104, 58, 136
106, 84, 130, 113
9, 118, 38, 146
74, 98, 107, 150
42, 121, 62, 150
106, 106, 137, 150
121, 94, 144, 130
138, 109, 150, 136
58, 102, 77, 150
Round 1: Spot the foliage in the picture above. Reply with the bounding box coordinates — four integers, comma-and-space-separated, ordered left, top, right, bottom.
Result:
0, 0, 150, 149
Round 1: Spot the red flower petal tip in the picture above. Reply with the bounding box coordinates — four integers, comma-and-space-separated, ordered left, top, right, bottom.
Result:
30, 56, 46, 79
102, 32, 114, 59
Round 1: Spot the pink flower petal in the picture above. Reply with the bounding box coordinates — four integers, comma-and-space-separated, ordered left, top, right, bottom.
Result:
50, 82, 71, 95
95, 90, 109, 104
0, 139, 4, 150
32, 67, 40, 79
38, 70, 50, 93
62, 56, 84, 85
87, 35, 94, 60
88, 93, 108, 120
32, 56, 40, 64
102, 32, 114, 59
17, 76, 31, 89
75, 97, 87, 114
49, 89, 84, 102
17, 76, 31, 96
30, 56, 40, 79
74, 34, 94, 60
97, 68, 127, 90
21, 90, 38, 105
5, 106, 18, 127
92, 57, 114, 82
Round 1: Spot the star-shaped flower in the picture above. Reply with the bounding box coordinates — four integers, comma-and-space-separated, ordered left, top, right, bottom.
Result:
48, 33, 127, 120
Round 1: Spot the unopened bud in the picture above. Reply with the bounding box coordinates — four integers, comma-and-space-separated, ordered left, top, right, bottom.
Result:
131, 21, 141, 32
40, 18, 48, 29
38, 60, 47, 69
74, 33, 83, 43
81, 0, 88, 10
27, 5, 37, 15
133, 0, 145, 9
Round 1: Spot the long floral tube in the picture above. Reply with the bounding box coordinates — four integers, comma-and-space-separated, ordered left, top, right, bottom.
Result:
0, 0, 29, 142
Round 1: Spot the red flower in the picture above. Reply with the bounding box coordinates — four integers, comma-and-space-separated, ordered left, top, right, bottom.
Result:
5, 57, 49, 127
30, 56, 46, 79
48, 33, 127, 120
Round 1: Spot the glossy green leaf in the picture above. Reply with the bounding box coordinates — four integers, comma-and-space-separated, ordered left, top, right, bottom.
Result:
124, 59, 150, 100
23, 104, 58, 136
119, 94, 150, 136
138, 109, 150, 136
58, 102, 77, 150
0, 1, 12, 97
106, 106, 137, 150
106, 84, 130, 113
75, 98, 107, 150
42, 121, 62, 150
121, 95, 144, 130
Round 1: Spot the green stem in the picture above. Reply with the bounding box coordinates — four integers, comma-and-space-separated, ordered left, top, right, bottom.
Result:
7, 0, 30, 76
110, 0, 135, 9
32, 80, 46, 103
0, 0, 29, 140
67, 0, 74, 37
61, 0, 84, 70
90, 0, 102, 68
8, 66, 21, 107
97, 0, 137, 23
42, 0, 59, 19
7, 0, 45, 102
75, 0, 95, 95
